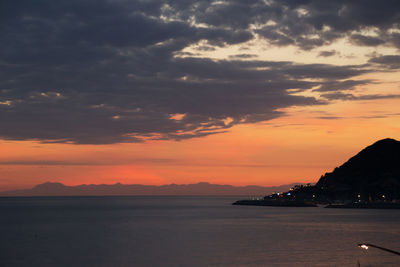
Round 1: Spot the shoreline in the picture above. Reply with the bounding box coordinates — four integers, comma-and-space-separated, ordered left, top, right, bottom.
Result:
325, 203, 400, 209
232, 199, 317, 207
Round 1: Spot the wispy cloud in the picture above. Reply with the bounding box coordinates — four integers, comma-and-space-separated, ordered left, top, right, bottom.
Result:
321, 93, 400, 101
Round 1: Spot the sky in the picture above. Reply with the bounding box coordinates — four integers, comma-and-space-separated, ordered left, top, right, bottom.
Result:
1, 0, 400, 190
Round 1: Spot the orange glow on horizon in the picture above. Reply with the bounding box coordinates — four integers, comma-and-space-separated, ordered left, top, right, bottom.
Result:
1, 70, 399, 191
1, 99, 399, 191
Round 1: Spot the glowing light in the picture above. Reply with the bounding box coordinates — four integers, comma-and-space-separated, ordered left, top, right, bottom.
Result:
359, 244, 369, 250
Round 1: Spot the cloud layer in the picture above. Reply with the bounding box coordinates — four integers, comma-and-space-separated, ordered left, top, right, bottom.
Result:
0, 0, 399, 143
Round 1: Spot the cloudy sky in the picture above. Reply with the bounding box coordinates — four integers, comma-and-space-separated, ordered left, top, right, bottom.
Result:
1, 0, 400, 190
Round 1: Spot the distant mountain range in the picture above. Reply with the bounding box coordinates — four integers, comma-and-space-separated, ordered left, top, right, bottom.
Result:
5, 138, 398, 199
0, 182, 300, 197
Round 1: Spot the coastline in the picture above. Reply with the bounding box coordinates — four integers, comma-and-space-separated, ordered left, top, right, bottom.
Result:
233, 199, 400, 209
325, 203, 400, 209
232, 199, 317, 207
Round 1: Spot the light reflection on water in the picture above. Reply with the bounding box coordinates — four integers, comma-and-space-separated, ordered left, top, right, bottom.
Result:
0, 196, 399, 266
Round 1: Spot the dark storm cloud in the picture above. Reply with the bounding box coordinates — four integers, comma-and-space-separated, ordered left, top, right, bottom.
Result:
350, 34, 386, 47
251, 0, 400, 50
314, 79, 373, 92
318, 50, 338, 57
0, 0, 398, 144
368, 55, 400, 69
320, 93, 400, 101
229, 54, 258, 59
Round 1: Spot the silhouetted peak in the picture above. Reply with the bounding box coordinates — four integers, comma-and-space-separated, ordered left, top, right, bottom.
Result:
317, 138, 400, 189
372, 138, 398, 144
366, 138, 399, 151
345, 138, 400, 165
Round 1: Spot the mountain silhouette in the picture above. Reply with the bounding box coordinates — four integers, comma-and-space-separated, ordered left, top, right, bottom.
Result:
0, 182, 300, 197
234, 138, 400, 207
315, 138, 400, 201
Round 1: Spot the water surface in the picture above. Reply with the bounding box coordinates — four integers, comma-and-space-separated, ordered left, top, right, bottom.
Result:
1, 196, 399, 266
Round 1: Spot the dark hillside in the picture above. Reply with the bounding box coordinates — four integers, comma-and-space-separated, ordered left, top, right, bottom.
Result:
316, 138, 400, 201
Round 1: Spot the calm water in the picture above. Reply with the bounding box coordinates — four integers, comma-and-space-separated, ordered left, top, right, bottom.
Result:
0, 196, 399, 267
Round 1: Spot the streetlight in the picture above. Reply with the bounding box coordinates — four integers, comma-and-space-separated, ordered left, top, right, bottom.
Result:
358, 243, 400, 256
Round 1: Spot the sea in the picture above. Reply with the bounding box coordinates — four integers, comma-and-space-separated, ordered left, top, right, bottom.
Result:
0, 196, 399, 267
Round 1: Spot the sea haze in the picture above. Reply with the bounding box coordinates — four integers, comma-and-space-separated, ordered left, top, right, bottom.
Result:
1, 196, 399, 266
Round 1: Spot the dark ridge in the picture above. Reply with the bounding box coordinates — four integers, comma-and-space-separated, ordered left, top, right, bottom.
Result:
315, 138, 400, 201
233, 138, 400, 208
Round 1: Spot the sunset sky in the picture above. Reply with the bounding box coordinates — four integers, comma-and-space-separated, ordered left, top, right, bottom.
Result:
1, 0, 400, 190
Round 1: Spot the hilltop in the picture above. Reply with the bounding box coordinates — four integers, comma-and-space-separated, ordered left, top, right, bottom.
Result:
234, 138, 400, 207
315, 138, 400, 202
